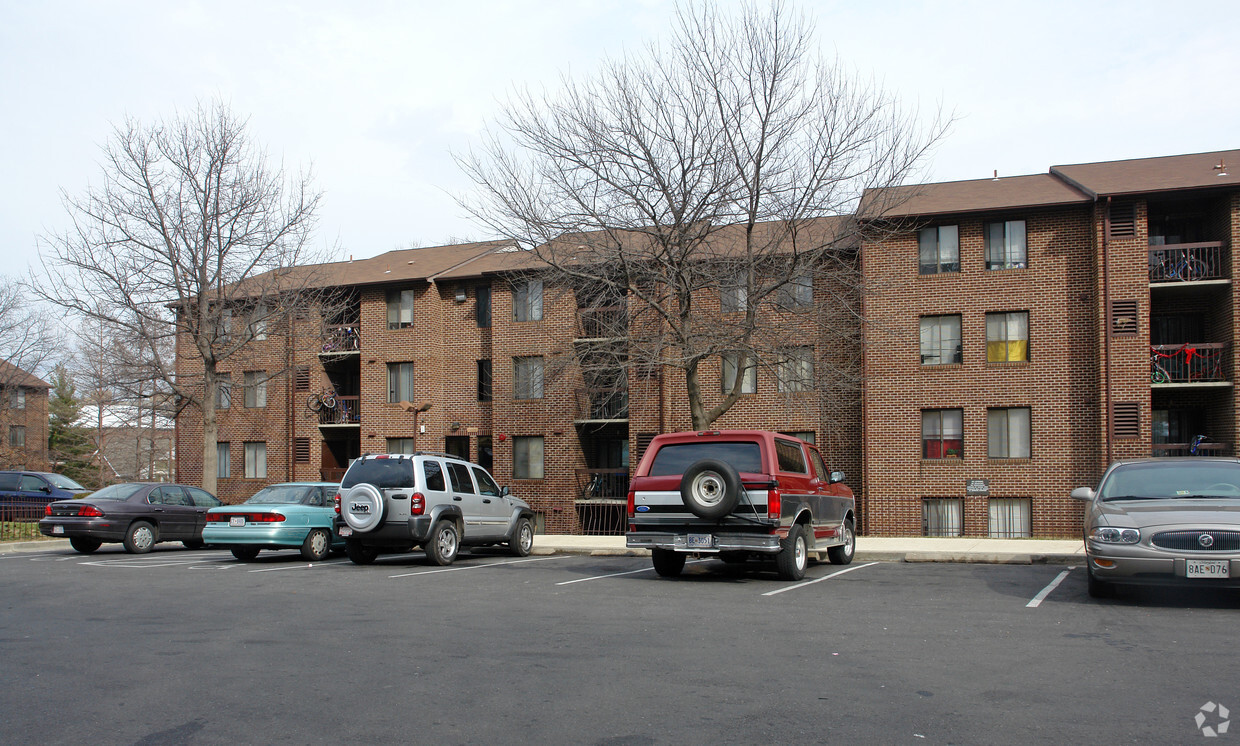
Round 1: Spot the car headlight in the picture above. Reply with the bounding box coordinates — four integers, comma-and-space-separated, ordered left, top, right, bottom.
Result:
1091, 527, 1140, 544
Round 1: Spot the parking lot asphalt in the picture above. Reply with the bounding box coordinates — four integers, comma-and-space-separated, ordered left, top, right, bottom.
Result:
1, 540, 1233, 745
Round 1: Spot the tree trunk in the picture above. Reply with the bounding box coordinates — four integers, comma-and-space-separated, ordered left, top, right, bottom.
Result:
200, 365, 218, 495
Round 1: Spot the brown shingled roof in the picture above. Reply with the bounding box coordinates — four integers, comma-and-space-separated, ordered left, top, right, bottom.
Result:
859, 173, 1091, 219
1050, 149, 1240, 198
0, 359, 50, 389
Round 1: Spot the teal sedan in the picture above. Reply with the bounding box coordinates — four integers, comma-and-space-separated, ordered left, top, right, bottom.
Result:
204, 483, 341, 561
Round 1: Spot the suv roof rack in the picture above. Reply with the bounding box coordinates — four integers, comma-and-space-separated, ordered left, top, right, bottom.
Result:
414, 450, 460, 460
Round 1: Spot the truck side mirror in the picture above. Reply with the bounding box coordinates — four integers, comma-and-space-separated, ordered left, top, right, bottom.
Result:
500, 485, 511, 497
1070, 487, 1095, 501
829, 471, 846, 484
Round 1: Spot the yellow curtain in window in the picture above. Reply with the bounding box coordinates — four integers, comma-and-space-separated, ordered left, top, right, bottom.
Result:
988, 340, 1028, 362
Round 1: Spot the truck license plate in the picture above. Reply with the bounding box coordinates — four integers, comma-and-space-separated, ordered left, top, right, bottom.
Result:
1187, 559, 1229, 578
686, 534, 712, 549
229, 516, 245, 527
338, 526, 352, 538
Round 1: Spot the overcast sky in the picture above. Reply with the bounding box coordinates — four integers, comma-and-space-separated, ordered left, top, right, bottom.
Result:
3, 0, 1238, 274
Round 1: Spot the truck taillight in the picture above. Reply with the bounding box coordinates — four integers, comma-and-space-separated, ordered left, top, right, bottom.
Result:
626, 490, 636, 517
767, 488, 781, 518
44, 504, 53, 516
79, 505, 104, 518
411, 493, 425, 515
334, 493, 341, 515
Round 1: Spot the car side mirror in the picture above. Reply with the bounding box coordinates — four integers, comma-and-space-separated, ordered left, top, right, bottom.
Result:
40, 486, 51, 493
500, 485, 510, 497
828, 471, 845, 485
1070, 487, 1095, 501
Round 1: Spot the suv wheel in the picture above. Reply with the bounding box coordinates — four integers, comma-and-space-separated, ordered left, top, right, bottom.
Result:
776, 524, 808, 581
651, 548, 686, 577
508, 518, 534, 557
827, 519, 855, 565
426, 520, 459, 566
345, 539, 379, 565
679, 459, 742, 520
341, 483, 385, 533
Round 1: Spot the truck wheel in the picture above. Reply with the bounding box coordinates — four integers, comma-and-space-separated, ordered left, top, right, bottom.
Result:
679, 459, 742, 519
827, 519, 855, 565
651, 548, 686, 577
426, 520, 459, 566
345, 539, 378, 565
776, 524, 807, 581
508, 518, 534, 557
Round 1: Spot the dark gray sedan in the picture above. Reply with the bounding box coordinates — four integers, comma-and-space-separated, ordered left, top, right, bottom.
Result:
1072, 458, 1240, 597
38, 482, 222, 554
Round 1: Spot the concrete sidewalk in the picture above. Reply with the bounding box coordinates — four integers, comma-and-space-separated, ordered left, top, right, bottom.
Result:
2, 535, 1086, 564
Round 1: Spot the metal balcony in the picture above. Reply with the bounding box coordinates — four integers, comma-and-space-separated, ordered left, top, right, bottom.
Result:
320, 323, 360, 354
575, 306, 628, 340
1148, 242, 1225, 283
574, 388, 628, 421
1150, 344, 1229, 385
318, 395, 360, 426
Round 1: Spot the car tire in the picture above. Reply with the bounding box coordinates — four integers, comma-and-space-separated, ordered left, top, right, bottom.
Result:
651, 548, 686, 577
345, 539, 378, 565
69, 537, 102, 554
341, 483, 386, 533
300, 529, 331, 561
776, 524, 808, 581
123, 521, 157, 554
426, 520, 460, 566
182, 539, 205, 550
231, 547, 261, 562
827, 519, 856, 566
508, 518, 534, 557
679, 459, 742, 520
1087, 566, 1114, 599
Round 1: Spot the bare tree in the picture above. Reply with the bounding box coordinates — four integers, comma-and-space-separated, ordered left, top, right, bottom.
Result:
458, 0, 946, 430
0, 276, 58, 468
35, 100, 337, 494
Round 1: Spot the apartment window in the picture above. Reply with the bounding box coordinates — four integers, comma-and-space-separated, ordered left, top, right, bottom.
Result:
250, 304, 268, 341
777, 274, 813, 309
920, 315, 962, 365
217, 374, 231, 409
923, 498, 963, 537
513, 280, 543, 322
243, 371, 267, 408
721, 352, 756, 394
388, 362, 414, 403
387, 438, 416, 455
9, 425, 24, 448
780, 430, 816, 444
477, 360, 493, 402
514, 436, 544, 479
922, 409, 963, 459
988, 407, 1031, 459
10, 387, 25, 410
720, 276, 747, 313
244, 442, 267, 479
217, 442, 230, 479
777, 347, 813, 392
989, 497, 1032, 538
294, 438, 310, 464
986, 312, 1029, 362
919, 225, 960, 274
476, 285, 492, 328
387, 288, 414, 329
985, 220, 1027, 270
514, 356, 544, 399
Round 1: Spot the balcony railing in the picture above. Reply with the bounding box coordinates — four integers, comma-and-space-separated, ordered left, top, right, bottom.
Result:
321, 323, 360, 354
1150, 343, 1229, 384
1152, 442, 1231, 457
1148, 242, 1224, 283
576, 306, 628, 339
574, 388, 629, 421
318, 395, 360, 425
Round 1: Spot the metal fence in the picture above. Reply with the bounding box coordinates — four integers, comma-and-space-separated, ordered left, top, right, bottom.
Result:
922, 498, 962, 537
0, 503, 48, 541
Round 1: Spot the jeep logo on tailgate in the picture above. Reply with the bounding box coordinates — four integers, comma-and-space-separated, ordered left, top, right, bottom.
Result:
350, 503, 371, 514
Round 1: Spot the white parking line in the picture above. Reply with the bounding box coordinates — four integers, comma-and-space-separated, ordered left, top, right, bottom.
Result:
79, 556, 232, 568
248, 559, 352, 573
555, 559, 710, 586
1026, 567, 1075, 608
388, 555, 569, 578
761, 562, 880, 596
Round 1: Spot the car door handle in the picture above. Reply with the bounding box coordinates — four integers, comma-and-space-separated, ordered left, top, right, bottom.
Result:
453, 496, 462, 501
482, 499, 492, 503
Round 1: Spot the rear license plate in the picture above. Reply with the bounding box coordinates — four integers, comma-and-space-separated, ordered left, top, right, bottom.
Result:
52, 525, 64, 535
1187, 559, 1230, 578
686, 534, 713, 549
338, 526, 353, 538
229, 516, 245, 527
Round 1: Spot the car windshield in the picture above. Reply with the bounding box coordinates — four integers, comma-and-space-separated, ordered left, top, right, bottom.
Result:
44, 474, 86, 490
85, 484, 146, 501
341, 458, 416, 489
245, 485, 316, 505
1100, 462, 1240, 500
649, 442, 764, 476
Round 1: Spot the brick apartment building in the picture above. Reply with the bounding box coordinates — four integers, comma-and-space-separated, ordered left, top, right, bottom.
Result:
175, 148, 1239, 537
0, 360, 51, 469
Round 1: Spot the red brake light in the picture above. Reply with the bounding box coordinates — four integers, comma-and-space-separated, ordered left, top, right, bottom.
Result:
44, 504, 52, 516
334, 493, 342, 515
767, 487, 781, 519
79, 505, 104, 518
626, 490, 636, 517
411, 492, 425, 516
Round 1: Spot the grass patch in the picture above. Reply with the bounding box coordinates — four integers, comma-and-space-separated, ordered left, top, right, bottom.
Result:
0, 521, 50, 542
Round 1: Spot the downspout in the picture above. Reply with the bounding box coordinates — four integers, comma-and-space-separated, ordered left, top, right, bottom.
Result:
287, 312, 294, 482
1102, 197, 1113, 465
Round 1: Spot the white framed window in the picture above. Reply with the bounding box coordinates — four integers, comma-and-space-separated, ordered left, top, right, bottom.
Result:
513, 280, 543, 322
986, 312, 1029, 363
250, 304, 268, 341
922, 409, 963, 459
244, 442, 267, 479
388, 362, 414, 403
217, 442, 230, 479
988, 407, 1031, 459
514, 356, 544, 400
387, 438, 416, 455
923, 498, 962, 537
920, 315, 962, 365
989, 497, 1032, 538
514, 436, 544, 479
387, 289, 414, 329
777, 347, 813, 392
243, 371, 266, 408
721, 352, 756, 394
985, 220, 1027, 270
919, 225, 960, 274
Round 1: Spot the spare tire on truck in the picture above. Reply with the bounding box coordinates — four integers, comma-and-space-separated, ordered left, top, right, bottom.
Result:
679, 459, 742, 520
341, 483, 385, 533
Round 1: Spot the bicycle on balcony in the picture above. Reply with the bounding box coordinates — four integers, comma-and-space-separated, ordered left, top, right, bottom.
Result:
306, 389, 338, 413
1150, 348, 1173, 384
1150, 247, 1208, 282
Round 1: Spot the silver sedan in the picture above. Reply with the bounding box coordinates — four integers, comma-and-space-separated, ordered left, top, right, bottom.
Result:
1072, 458, 1240, 598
